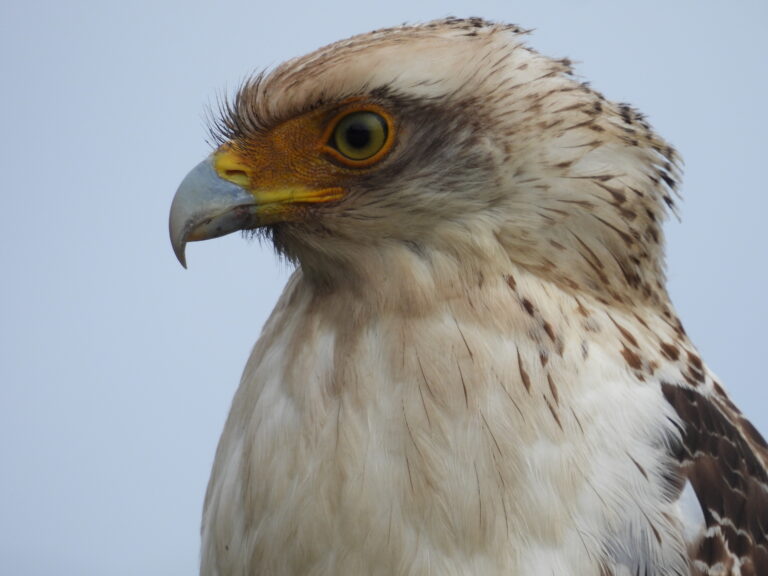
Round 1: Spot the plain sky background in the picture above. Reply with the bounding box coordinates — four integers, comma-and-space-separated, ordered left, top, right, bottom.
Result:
1, 1, 766, 574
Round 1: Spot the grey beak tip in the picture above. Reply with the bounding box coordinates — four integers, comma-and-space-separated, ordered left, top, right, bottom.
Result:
176, 250, 188, 269
170, 221, 189, 268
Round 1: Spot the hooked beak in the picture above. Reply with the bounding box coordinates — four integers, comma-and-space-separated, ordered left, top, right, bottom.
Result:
169, 150, 343, 267
169, 157, 259, 268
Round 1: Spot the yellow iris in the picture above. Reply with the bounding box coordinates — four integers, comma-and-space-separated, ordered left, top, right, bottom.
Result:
331, 111, 388, 161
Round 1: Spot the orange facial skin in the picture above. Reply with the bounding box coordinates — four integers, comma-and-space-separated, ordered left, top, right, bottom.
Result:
212, 100, 396, 224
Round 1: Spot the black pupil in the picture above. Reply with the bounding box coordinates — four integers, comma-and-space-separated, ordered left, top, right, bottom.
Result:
345, 122, 371, 149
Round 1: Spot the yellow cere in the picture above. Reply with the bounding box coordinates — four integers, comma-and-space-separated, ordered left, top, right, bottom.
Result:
213, 148, 252, 188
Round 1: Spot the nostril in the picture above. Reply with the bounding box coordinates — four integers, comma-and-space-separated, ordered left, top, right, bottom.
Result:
213, 148, 251, 186
223, 169, 250, 187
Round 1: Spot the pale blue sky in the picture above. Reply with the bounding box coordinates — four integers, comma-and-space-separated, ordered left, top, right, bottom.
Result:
1, 1, 765, 574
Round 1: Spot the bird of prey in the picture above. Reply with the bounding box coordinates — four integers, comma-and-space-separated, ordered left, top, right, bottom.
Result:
169, 18, 767, 576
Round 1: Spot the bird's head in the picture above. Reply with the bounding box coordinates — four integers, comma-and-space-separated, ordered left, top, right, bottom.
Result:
170, 18, 679, 306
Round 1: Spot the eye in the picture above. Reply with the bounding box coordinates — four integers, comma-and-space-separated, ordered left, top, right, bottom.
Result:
328, 111, 390, 164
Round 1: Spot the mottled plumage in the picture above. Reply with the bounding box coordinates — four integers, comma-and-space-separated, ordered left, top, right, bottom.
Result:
170, 18, 768, 576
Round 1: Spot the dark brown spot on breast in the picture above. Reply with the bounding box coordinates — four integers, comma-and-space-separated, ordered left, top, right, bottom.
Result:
521, 298, 535, 316
687, 366, 706, 384
549, 239, 566, 251
547, 373, 559, 405
609, 316, 639, 348
619, 208, 637, 221
687, 351, 703, 371
595, 181, 627, 204
516, 348, 531, 393
627, 454, 648, 479
632, 312, 650, 330
682, 372, 699, 387
562, 277, 580, 290
542, 321, 556, 342
660, 342, 680, 361
620, 346, 642, 370
544, 395, 563, 430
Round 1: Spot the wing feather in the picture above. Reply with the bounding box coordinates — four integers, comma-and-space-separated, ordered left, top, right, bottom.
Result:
661, 382, 768, 575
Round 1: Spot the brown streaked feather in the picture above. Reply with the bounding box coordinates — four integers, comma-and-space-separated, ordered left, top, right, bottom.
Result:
661, 383, 768, 575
